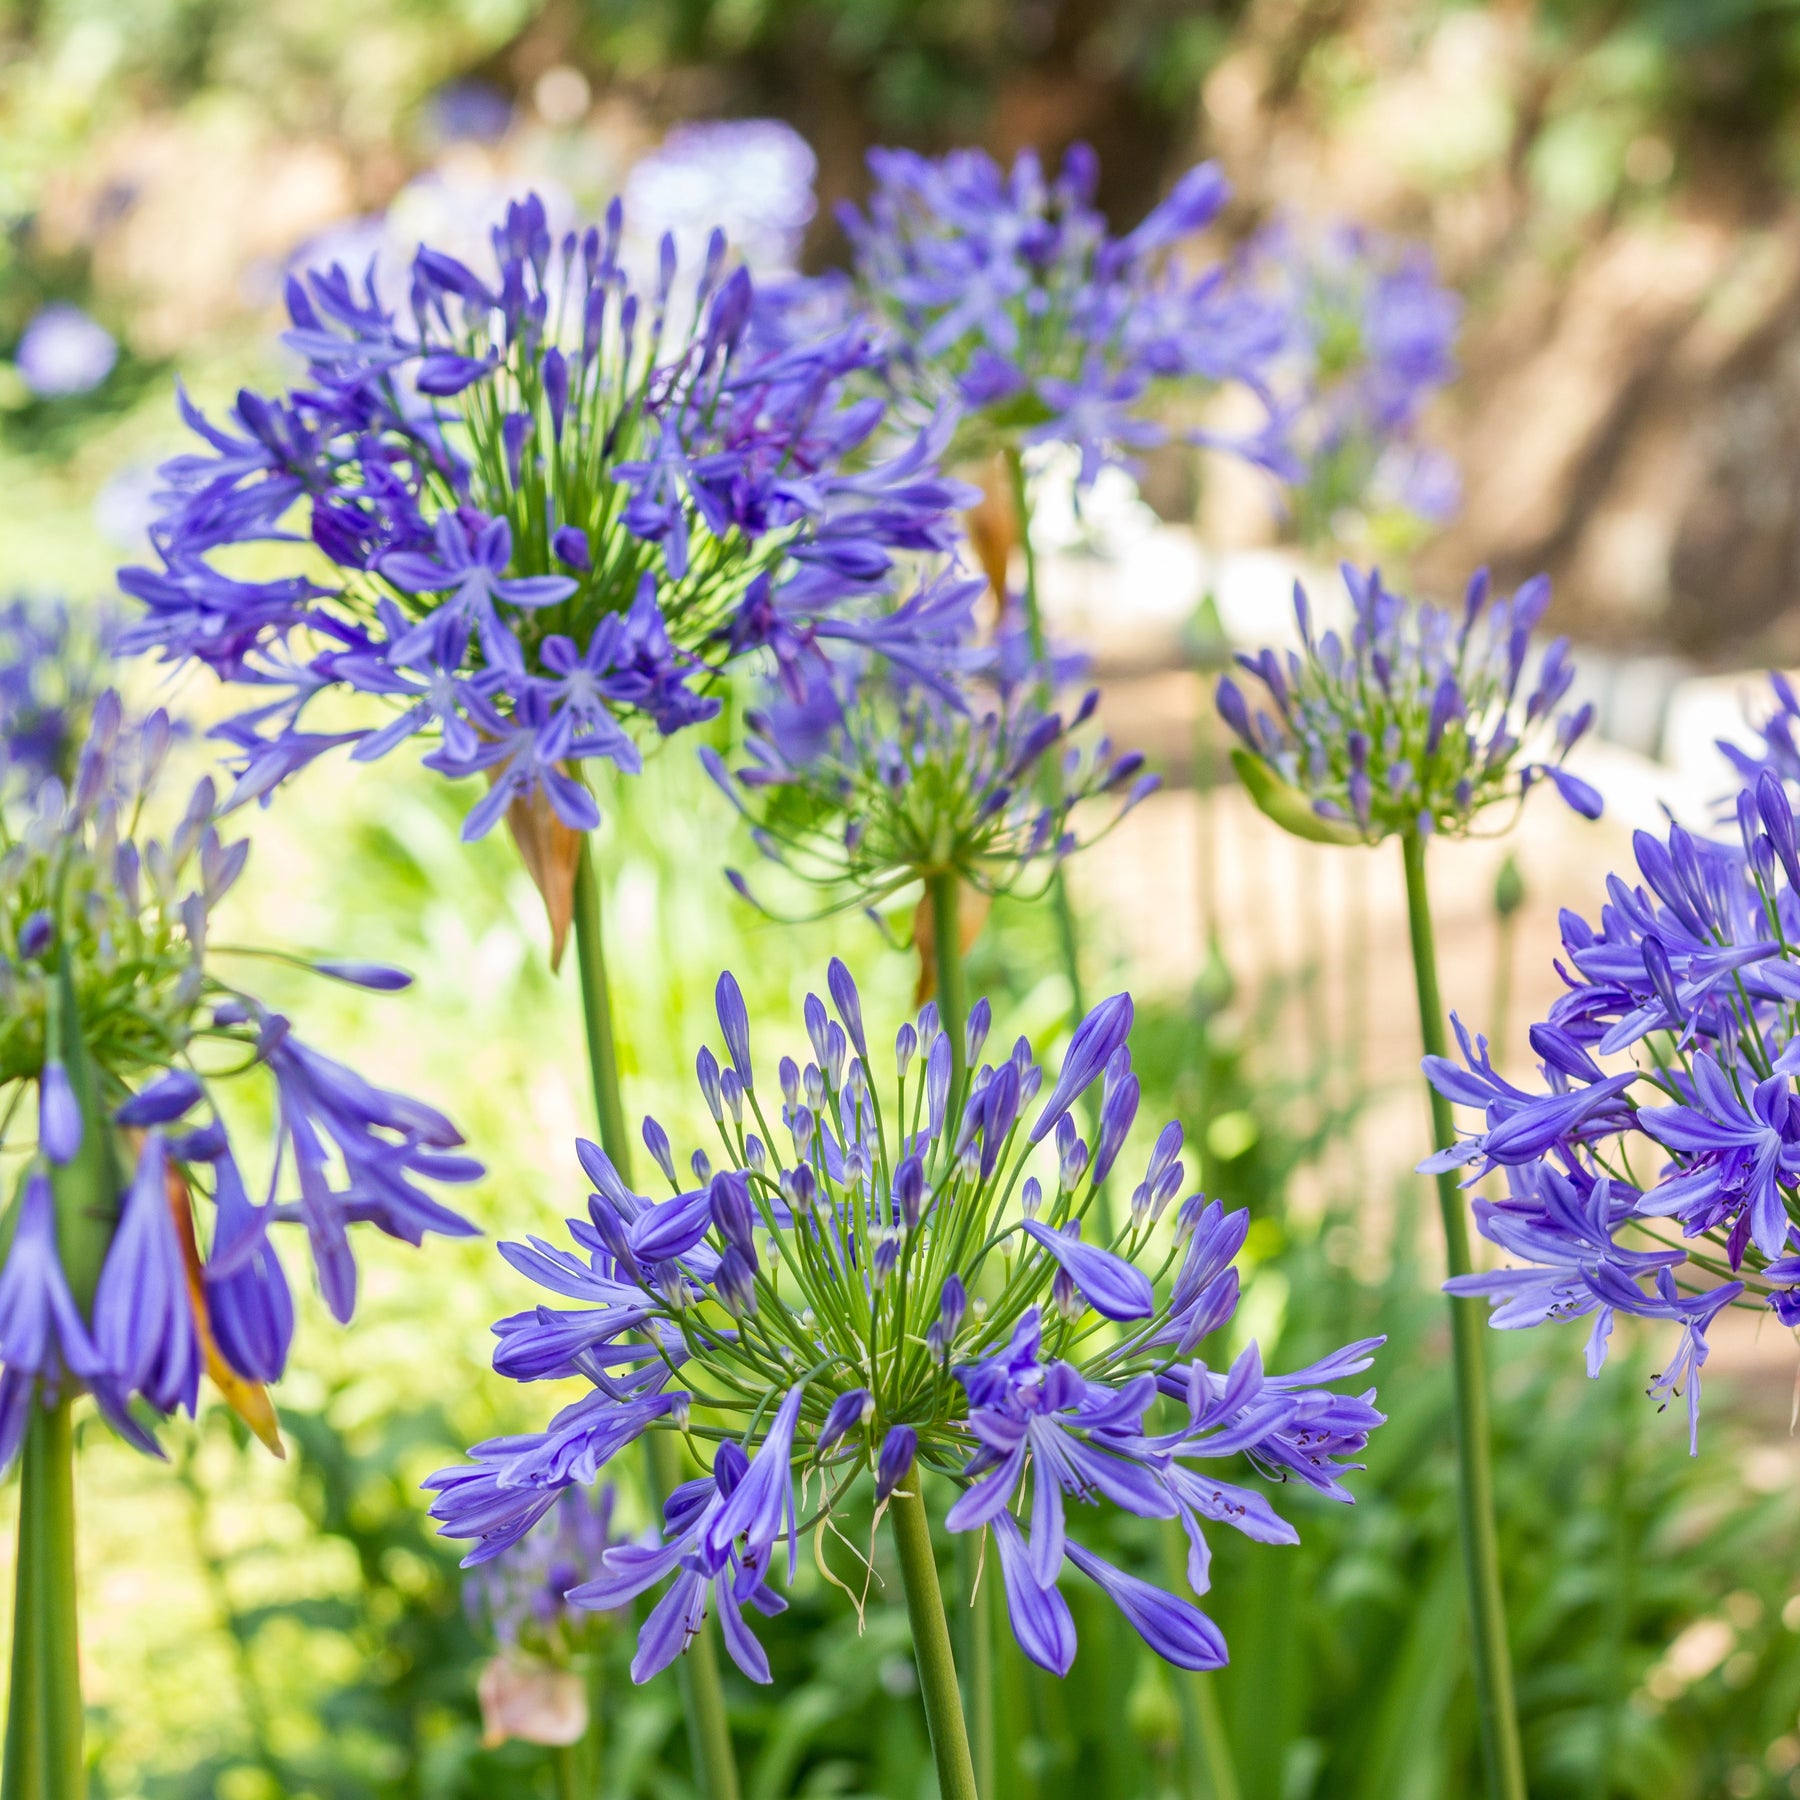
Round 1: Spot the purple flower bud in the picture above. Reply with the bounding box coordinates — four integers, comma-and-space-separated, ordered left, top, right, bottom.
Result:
719, 1068, 744, 1124
696, 1047, 724, 1122
925, 1033, 952, 1139
543, 347, 569, 440
965, 998, 991, 1065
715, 972, 753, 1087
642, 1116, 677, 1185
895, 1022, 918, 1079
1030, 993, 1133, 1143
576, 1137, 638, 1214
709, 1171, 755, 1253
39, 1061, 81, 1165
894, 1155, 925, 1229
827, 957, 868, 1059
1092, 1074, 1140, 1188
552, 525, 592, 572
916, 1002, 941, 1052
17, 911, 53, 962
115, 1068, 204, 1126
311, 960, 413, 991
716, 1244, 759, 1316
927, 1275, 967, 1360
690, 1149, 712, 1185
1215, 677, 1255, 748
875, 1425, 917, 1500
1643, 936, 1682, 1026
819, 1388, 873, 1451
873, 1235, 900, 1288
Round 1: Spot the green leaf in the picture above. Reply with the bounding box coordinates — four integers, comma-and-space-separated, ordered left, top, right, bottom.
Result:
1229, 750, 1365, 847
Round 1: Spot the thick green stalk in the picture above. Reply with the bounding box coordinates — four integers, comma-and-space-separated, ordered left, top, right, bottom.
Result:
929, 871, 970, 1087
1400, 831, 1527, 1800
1005, 448, 1106, 1234
570, 837, 740, 1800
889, 1484, 980, 1800
927, 869, 991, 1793
4, 1396, 82, 1800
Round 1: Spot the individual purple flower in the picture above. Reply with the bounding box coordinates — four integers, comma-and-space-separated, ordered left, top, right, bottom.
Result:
427, 961, 1383, 1689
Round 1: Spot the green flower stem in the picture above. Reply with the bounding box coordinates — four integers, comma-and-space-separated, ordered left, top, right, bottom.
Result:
1004, 447, 1107, 1236
1400, 830, 1527, 1800
1161, 1519, 1239, 1800
570, 836, 741, 1800
929, 870, 970, 1086
889, 1483, 980, 1800
927, 868, 992, 1795
3, 1395, 82, 1800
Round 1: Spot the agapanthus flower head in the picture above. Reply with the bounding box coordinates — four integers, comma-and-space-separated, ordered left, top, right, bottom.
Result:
1241, 220, 1461, 547
120, 191, 978, 911
0, 691, 479, 1467
1217, 563, 1600, 845
840, 144, 1286, 483
467, 1482, 627, 1662
1419, 780, 1800, 1449
0, 598, 118, 794
705, 624, 1159, 920
426, 961, 1384, 1681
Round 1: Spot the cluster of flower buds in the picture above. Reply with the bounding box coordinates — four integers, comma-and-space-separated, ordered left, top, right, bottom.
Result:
0, 691, 479, 1464
1217, 563, 1600, 845
427, 962, 1383, 1682
120, 193, 979, 858
1425, 776, 1800, 1450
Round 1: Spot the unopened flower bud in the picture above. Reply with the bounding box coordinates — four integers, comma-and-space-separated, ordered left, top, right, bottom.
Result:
819, 1387, 874, 1451
642, 1115, 677, 1185
894, 1155, 925, 1229
876, 1425, 917, 1501
1021, 1176, 1043, 1219
696, 1046, 724, 1122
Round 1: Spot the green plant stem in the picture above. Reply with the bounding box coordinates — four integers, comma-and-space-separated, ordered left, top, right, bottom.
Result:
3, 1396, 82, 1800
583, 1649, 606, 1799
554, 1742, 580, 1800
1161, 1519, 1240, 1800
929, 871, 970, 1086
1005, 446, 1107, 1236
928, 869, 991, 1794
1400, 831, 1527, 1800
889, 1484, 980, 1800
570, 836, 740, 1800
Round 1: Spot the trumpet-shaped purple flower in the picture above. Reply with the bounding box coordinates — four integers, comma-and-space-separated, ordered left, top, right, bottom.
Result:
1220, 563, 1600, 845
123, 193, 980, 845
427, 962, 1382, 1681
1424, 787, 1800, 1448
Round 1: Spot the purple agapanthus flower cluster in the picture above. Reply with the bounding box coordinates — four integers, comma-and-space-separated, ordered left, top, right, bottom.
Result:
426, 962, 1383, 1681
120, 193, 978, 842
467, 1483, 627, 1662
0, 598, 117, 794
1241, 220, 1461, 545
840, 144, 1287, 484
701, 617, 1158, 918
1422, 779, 1800, 1449
1217, 563, 1600, 844
0, 690, 479, 1466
